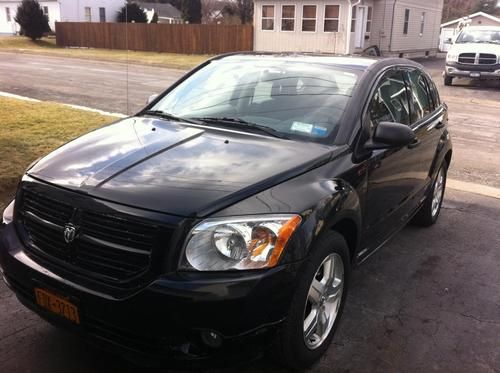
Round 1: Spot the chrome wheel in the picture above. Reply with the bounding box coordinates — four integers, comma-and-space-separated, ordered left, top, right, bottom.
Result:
431, 167, 445, 217
303, 253, 344, 350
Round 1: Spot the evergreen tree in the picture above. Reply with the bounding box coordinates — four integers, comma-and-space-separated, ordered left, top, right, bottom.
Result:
117, 3, 148, 23
14, 0, 50, 40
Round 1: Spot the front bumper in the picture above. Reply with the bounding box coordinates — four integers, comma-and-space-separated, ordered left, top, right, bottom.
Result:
0, 222, 300, 366
444, 62, 500, 80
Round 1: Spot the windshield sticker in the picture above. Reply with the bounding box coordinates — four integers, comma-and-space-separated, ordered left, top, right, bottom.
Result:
312, 126, 328, 137
291, 121, 313, 133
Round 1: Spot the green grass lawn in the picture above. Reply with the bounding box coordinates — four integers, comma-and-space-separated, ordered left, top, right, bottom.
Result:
0, 36, 210, 70
0, 97, 116, 210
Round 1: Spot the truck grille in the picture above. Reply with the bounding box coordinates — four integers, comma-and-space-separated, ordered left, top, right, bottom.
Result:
458, 53, 497, 65
19, 189, 163, 284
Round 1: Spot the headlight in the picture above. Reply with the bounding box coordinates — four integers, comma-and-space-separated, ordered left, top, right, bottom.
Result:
2, 200, 15, 225
181, 214, 302, 271
446, 52, 458, 63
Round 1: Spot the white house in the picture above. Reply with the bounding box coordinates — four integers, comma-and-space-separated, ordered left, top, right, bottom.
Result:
439, 11, 500, 52
0, 0, 124, 35
253, 0, 443, 57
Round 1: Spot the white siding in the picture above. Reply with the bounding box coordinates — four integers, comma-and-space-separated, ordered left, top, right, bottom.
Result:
254, 0, 350, 53
59, 0, 124, 23
0, 1, 20, 34
371, 0, 442, 57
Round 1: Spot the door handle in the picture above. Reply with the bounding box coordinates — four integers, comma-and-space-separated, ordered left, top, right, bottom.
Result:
407, 138, 421, 149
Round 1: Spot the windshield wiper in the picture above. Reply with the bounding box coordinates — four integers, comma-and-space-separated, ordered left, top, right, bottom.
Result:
142, 110, 201, 125
192, 117, 289, 139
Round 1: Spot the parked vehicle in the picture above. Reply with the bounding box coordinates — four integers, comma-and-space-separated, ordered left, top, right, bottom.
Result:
444, 25, 500, 85
0, 54, 452, 370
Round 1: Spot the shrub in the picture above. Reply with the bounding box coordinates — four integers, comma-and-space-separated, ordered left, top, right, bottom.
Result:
14, 0, 50, 41
117, 3, 148, 23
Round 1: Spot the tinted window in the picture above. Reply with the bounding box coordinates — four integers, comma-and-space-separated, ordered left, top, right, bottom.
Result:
369, 70, 411, 127
405, 69, 432, 122
152, 59, 360, 141
425, 76, 440, 110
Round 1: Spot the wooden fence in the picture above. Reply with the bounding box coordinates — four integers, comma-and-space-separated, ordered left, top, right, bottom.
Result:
55, 22, 253, 55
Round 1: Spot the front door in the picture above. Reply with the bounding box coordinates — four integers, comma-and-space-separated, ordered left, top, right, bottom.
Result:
354, 6, 367, 49
360, 69, 426, 258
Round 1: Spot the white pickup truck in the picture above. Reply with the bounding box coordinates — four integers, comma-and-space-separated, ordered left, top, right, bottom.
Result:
444, 26, 500, 86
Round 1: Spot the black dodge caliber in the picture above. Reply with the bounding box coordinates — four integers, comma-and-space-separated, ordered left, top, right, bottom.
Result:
1, 54, 452, 369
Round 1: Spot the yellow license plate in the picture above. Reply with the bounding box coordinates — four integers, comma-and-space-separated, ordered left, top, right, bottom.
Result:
34, 288, 80, 324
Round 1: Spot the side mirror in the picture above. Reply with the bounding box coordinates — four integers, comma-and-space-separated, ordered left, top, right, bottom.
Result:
147, 94, 159, 105
365, 121, 416, 150
445, 37, 452, 43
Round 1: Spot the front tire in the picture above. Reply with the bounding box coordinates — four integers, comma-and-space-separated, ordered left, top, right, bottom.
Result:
273, 231, 350, 370
412, 161, 448, 227
444, 74, 453, 86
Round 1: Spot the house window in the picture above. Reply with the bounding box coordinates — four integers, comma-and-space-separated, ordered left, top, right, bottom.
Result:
403, 9, 410, 35
262, 5, 275, 30
43, 6, 49, 21
84, 7, 91, 22
99, 7, 106, 22
366, 6, 372, 33
281, 5, 295, 31
5, 7, 11, 22
324, 5, 340, 32
351, 6, 356, 32
302, 5, 316, 32
420, 12, 425, 35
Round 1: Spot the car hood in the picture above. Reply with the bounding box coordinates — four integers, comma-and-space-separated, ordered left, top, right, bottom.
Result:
449, 43, 500, 55
28, 117, 335, 217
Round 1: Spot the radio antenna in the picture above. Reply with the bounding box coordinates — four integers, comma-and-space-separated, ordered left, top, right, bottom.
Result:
125, 4, 129, 116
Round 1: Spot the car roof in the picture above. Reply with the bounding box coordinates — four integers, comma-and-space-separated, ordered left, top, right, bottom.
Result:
213, 52, 421, 73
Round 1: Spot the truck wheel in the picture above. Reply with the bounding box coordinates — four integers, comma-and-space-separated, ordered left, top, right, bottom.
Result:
272, 231, 350, 370
444, 75, 453, 86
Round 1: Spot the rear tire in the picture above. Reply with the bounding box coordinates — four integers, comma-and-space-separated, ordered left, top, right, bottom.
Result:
272, 231, 350, 370
412, 161, 448, 227
444, 75, 453, 86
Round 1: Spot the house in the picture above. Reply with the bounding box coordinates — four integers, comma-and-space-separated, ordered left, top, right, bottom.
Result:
0, 0, 124, 35
136, 1, 182, 24
253, 0, 443, 58
439, 11, 500, 51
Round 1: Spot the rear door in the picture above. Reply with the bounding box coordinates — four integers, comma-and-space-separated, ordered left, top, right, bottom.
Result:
402, 68, 445, 199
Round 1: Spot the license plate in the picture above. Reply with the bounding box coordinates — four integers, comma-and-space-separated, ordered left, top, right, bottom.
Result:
34, 288, 80, 324
470, 72, 480, 78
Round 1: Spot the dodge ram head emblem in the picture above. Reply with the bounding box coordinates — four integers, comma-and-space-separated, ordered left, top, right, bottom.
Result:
63, 224, 77, 244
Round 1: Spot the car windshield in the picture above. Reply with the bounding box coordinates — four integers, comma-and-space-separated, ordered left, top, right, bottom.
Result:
455, 29, 500, 44
149, 59, 360, 142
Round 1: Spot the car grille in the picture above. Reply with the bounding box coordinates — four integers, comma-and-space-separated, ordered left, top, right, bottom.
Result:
19, 189, 163, 284
458, 53, 497, 65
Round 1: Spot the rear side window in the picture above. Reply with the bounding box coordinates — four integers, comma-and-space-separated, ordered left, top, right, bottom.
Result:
425, 76, 441, 110
404, 69, 433, 123
369, 70, 411, 127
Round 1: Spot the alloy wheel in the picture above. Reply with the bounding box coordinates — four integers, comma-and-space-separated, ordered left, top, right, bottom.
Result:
432, 167, 445, 217
303, 253, 344, 350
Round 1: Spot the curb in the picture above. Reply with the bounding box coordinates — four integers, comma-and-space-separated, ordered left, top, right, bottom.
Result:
447, 179, 500, 200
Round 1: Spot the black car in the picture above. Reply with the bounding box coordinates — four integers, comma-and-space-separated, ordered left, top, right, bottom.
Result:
0, 54, 452, 370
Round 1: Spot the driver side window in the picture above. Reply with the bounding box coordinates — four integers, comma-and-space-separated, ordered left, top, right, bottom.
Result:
369, 70, 411, 130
